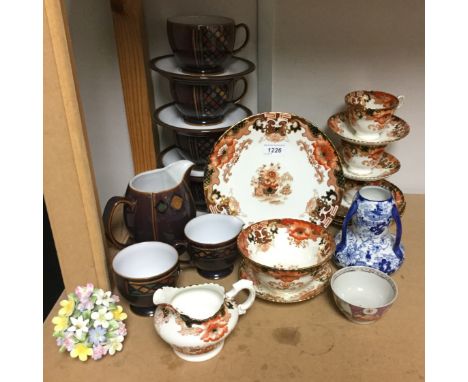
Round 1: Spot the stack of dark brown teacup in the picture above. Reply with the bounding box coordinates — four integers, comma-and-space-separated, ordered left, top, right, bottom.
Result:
151, 15, 256, 211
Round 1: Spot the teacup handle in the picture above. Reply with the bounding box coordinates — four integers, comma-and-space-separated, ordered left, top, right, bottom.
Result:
102, 196, 135, 249
233, 77, 248, 103
233, 23, 250, 54
335, 198, 359, 254
173, 240, 195, 268
397, 95, 405, 109
225, 279, 255, 315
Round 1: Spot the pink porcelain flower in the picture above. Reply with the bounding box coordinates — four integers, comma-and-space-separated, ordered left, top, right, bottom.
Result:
116, 322, 127, 337
75, 283, 95, 311
92, 344, 108, 361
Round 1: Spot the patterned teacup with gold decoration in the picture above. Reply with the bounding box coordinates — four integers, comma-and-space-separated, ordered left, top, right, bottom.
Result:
345, 90, 404, 140
341, 141, 387, 175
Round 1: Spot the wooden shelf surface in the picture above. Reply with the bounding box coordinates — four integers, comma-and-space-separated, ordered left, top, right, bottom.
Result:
44, 194, 424, 382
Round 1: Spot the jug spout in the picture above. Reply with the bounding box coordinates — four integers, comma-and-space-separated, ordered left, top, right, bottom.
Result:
153, 286, 180, 306
166, 159, 194, 185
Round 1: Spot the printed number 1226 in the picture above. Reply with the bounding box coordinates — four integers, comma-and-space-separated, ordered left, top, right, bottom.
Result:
268, 147, 282, 154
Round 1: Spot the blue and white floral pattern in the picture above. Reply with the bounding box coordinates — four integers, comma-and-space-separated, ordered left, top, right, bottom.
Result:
334, 187, 405, 275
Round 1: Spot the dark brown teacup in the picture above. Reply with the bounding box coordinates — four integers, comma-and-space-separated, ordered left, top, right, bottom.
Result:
167, 15, 249, 73
175, 214, 245, 279
112, 242, 182, 316
170, 77, 247, 124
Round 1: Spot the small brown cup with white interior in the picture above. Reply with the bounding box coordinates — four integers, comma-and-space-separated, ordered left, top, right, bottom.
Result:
112, 242, 183, 317
174, 214, 244, 279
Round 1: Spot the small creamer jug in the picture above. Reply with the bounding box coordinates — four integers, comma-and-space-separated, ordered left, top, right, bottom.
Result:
153, 280, 255, 362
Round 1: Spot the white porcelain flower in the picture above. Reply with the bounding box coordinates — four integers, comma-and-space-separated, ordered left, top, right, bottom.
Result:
67, 316, 90, 339
106, 336, 124, 355
94, 289, 114, 307
91, 308, 113, 328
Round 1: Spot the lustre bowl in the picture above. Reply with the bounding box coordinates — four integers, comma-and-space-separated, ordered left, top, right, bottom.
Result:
330, 266, 398, 324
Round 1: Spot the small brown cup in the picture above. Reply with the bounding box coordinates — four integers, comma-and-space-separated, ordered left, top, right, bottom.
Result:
170, 77, 248, 124
175, 214, 244, 279
112, 242, 184, 317
167, 15, 250, 73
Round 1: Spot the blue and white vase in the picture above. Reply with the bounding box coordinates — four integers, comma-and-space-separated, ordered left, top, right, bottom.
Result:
334, 185, 404, 275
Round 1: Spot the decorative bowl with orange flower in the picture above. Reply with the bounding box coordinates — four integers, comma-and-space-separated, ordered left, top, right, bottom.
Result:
237, 218, 335, 303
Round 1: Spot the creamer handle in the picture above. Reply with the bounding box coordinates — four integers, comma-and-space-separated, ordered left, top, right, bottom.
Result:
225, 279, 256, 315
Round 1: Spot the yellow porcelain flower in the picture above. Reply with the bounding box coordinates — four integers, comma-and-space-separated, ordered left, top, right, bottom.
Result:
112, 306, 127, 321
52, 316, 69, 332
70, 343, 93, 362
58, 298, 75, 317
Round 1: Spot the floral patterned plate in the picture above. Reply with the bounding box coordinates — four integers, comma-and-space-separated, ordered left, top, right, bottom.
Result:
204, 112, 345, 227
342, 152, 400, 181
328, 112, 410, 146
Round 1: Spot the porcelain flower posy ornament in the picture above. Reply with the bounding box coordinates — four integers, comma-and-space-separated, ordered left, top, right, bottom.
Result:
52, 283, 128, 361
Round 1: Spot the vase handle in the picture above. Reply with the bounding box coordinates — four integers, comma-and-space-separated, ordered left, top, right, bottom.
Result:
335, 199, 359, 253
391, 204, 404, 261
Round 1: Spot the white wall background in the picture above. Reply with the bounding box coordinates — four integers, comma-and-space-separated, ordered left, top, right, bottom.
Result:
66, 0, 134, 210
65, 0, 424, 211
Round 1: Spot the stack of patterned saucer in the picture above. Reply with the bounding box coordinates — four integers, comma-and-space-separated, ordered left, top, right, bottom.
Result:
327, 90, 410, 227
150, 15, 255, 211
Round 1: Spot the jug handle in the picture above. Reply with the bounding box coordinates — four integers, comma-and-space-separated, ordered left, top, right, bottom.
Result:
335, 199, 359, 253
391, 204, 404, 261
103, 196, 135, 249
225, 279, 256, 316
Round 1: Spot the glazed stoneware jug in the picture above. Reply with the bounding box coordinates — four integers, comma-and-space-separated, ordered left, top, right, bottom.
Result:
334, 186, 404, 274
103, 160, 196, 249
153, 280, 255, 362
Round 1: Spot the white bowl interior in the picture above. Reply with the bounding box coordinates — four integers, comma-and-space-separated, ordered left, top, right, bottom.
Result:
245, 229, 326, 269
185, 214, 244, 244
172, 287, 223, 320
332, 270, 396, 307
113, 242, 178, 279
